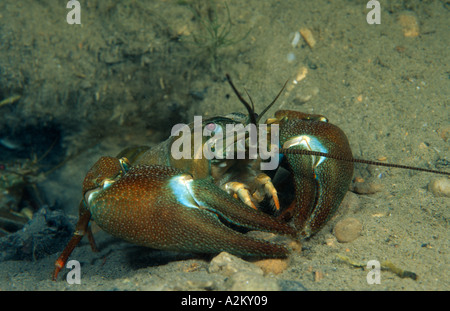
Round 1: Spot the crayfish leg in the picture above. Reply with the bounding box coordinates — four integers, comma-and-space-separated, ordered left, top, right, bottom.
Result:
52, 201, 96, 281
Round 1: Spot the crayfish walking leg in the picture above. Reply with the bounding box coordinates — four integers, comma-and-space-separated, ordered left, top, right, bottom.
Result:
52, 201, 98, 281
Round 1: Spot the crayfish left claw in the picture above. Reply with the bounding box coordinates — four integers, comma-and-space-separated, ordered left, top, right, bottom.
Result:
85, 164, 296, 259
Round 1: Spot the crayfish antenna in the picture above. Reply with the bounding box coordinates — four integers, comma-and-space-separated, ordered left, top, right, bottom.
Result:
280, 148, 449, 176
226, 74, 257, 126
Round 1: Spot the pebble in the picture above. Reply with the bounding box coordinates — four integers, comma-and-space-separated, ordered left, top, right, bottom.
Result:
228, 272, 280, 291
277, 279, 307, 291
292, 86, 319, 105
208, 252, 263, 277
428, 178, 450, 198
398, 13, 419, 37
299, 27, 316, 48
334, 217, 363, 243
352, 181, 383, 194
439, 126, 450, 142
339, 191, 360, 212
253, 258, 290, 275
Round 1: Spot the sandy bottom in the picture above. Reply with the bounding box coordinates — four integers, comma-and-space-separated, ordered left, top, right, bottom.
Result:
0, 0, 448, 291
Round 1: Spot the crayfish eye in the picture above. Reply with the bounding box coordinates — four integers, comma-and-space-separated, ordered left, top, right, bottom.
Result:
204, 122, 222, 136
206, 122, 216, 132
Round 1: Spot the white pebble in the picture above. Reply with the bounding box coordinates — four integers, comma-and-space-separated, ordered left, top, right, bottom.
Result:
428, 178, 450, 197
291, 31, 301, 48
286, 52, 296, 62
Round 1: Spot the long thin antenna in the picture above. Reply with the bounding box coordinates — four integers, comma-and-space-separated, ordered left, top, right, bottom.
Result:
280, 148, 449, 176
256, 79, 289, 124
226, 74, 257, 125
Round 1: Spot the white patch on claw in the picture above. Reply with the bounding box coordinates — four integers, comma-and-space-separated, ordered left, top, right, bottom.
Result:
168, 174, 200, 209
283, 135, 328, 168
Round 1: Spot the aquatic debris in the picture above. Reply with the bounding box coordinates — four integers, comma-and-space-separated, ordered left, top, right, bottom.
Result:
0, 137, 22, 150
294, 66, 308, 83
0, 206, 74, 261
0, 95, 21, 108
0, 151, 57, 236
184, 1, 250, 73
336, 254, 418, 280
291, 31, 301, 48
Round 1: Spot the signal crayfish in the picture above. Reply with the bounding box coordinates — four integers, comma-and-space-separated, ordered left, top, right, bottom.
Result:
52, 75, 448, 280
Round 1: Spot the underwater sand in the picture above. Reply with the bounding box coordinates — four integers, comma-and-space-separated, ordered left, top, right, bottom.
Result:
0, 0, 448, 291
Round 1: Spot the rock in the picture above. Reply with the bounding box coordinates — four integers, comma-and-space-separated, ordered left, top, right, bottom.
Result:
208, 252, 263, 277
439, 126, 450, 142
277, 279, 307, 291
0, 206, 74, 262
228, 272, 280, 291
340, 191, 360, 212
334, 217, 363, 243
299, 27, 316, 48
352, 181, 383, 194
428, 178, 450, 198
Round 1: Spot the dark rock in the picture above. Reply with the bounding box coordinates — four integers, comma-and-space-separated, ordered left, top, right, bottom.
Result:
0, 206, 74, 261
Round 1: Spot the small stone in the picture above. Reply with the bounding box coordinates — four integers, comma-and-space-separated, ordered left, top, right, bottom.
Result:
277, 279, 307, 291
334, 217, 363, 243
418, 142, 428, 150
398, 13, 419, 37
292, 86, 319, 104
208, 252, 263, 277
228, 272, 280, 291
439, 126, 450, 142
352, 181, 383, 194
325, 235, 337, 248
339, 191, 360, 212
428, 178, 450, 198
253, 258, 290, 275
185, 280, 216, 290
299, 27, 316, 48
288, 240, 302, 254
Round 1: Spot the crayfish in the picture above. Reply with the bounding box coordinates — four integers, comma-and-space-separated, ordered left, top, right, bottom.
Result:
52, 75, 448, 280
0, 157, 46, 237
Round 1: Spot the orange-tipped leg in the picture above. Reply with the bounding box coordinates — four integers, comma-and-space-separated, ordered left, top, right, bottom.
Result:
52, 203, 95, 281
